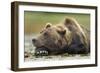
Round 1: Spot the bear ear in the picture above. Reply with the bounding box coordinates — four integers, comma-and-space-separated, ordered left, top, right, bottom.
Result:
57, 26, 66, 35
59, 30, 66, 35
45, 23, 52, 28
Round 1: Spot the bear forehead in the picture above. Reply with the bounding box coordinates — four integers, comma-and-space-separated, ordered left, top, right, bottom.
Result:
40, 26, 56, 34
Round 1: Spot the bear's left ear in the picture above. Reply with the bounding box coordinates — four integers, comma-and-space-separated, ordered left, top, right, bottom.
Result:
58, 30, 66, 35
45, 23, 52, 28
57, 26, 66, 35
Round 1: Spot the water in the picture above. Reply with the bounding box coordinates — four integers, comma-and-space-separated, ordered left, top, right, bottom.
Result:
24, 35, 90, 62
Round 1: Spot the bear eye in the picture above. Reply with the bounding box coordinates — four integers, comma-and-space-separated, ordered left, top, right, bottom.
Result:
43, 32, 48, 36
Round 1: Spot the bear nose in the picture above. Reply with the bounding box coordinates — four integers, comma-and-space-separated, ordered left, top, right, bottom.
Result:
32, 39, 37, 43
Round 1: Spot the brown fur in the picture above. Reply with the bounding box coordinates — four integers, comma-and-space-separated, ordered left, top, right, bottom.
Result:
63, 17, 89, 49
32, 17, 89, 55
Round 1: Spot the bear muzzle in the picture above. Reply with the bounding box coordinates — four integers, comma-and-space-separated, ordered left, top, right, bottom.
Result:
32, 38, 37, 43
32, 38, 43, 47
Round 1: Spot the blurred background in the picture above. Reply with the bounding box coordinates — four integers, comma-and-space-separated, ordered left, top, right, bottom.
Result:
24, 11, 90, 34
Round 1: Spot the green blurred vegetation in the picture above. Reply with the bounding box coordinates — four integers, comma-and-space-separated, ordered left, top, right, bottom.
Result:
24, 11, 90, 34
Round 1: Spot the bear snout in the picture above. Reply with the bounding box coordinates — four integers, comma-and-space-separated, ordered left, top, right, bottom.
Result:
32, 38, 39, 46
32, 38, 37, 43
32, 38, 44, 48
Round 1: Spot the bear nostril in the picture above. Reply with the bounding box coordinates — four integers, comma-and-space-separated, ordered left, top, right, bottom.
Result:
32, 39, 37, 43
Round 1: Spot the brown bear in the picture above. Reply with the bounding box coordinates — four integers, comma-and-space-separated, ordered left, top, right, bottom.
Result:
32, 17, 90, 56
